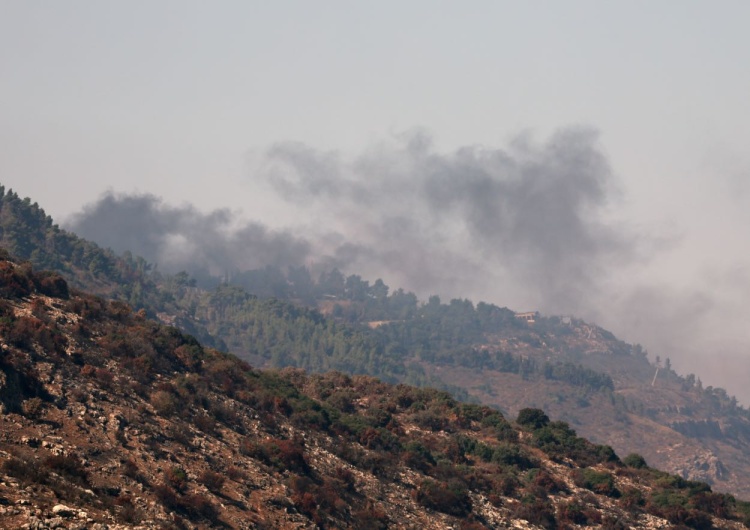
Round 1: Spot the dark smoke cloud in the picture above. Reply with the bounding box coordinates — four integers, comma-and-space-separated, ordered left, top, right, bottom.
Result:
66, 193, 315, 281
65, 130, 750, 404
260, 128, 633, 314
69, 128, 633, 315
259, 132, 750, 404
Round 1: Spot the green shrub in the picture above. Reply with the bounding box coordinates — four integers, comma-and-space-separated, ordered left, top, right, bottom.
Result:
164, 466, 188, 493
573, 468, 619, 497
622, 453, 648, 469
460, 403, 497, 422
532, 421, 619, 466
411, 409, 448, 431
516, 408, 549, 429
402, 441, 436, 472
358, 427, 401, 452
491, 443, 537, 470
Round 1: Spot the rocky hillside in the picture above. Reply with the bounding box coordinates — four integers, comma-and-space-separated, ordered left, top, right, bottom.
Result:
413, 314, 750, 498
1, 257, 750, 529
4, 184, 750, 501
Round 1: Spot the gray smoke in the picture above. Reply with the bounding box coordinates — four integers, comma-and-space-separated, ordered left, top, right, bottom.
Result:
66, 193, 315, 281
260, 128, 632, 314
606, 266, 750, 405
65, 129, 750, 404
261, 131, 750, 405
68, 128, 633, 314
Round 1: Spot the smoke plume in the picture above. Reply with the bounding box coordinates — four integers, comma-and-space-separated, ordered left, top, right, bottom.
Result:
69, 128, 633, 313
66, 128, 750, 404
260, 128, 632, 314
67, 193, 315, 282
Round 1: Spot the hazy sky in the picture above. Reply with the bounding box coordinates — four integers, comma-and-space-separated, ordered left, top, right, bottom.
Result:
2, 2, 750, 401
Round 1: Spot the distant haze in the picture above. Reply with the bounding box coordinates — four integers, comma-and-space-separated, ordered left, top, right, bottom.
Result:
68, 129, 750, 406
70, 129, 626, 314
3, 2, 750, 404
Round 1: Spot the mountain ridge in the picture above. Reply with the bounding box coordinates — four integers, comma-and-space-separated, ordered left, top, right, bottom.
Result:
3, 184, 750, 500
1, 255, 749, 528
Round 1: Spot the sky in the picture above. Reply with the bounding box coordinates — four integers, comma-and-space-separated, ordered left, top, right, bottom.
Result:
2, 2, 750, 402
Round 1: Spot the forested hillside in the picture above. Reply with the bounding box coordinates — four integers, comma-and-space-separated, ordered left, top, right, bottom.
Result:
5, 184, 750, 499
1, 255, 749, 529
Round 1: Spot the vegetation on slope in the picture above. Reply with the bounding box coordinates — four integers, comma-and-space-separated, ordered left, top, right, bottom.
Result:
1, 258, 749, 528
0, 185, 612, 398
5, 184, 750, 499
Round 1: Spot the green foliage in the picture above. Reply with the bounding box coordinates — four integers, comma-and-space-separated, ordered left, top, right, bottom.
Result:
541, 361, 614, 391
185, 286, 424, 386
532, 420, 620, 466
735, 499, 750, 526
622, 453, 648, 469
164, 466, 189, 493
290, 398, 333, 431
516, 408, 550, 429
455, 434, 536, 470
1, 260, 748, 529
573, 468, 619, 497
458, 403, 494, 422
490, 422, 518, 442
411, 408, 449, 432
491, 443, 537, 470
402, 441, 437, 472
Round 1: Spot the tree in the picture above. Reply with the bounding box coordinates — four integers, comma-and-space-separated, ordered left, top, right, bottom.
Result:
344, 274, 369, 301
317, 269, 345, 298
516, 408, 550, 429
622, 453, 648, 469
370, 278, 389, 301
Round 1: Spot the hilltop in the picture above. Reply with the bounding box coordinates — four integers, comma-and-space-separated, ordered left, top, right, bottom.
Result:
3, 185, 750, 500
1, 256, 749, 529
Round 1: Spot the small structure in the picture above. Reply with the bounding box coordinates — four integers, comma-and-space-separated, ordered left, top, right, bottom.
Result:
514, 311, 538, 324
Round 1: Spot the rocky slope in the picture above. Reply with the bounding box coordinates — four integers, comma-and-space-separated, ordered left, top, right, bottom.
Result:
1, 257, 750, 529
418, 315, 750, 498
4, 185, 750, 503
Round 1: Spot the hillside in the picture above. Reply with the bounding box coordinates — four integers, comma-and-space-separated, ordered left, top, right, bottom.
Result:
4, 184, 750, 500
0, 186, 223, 351
413, 317, 750, 496
1, 257, 750, 529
